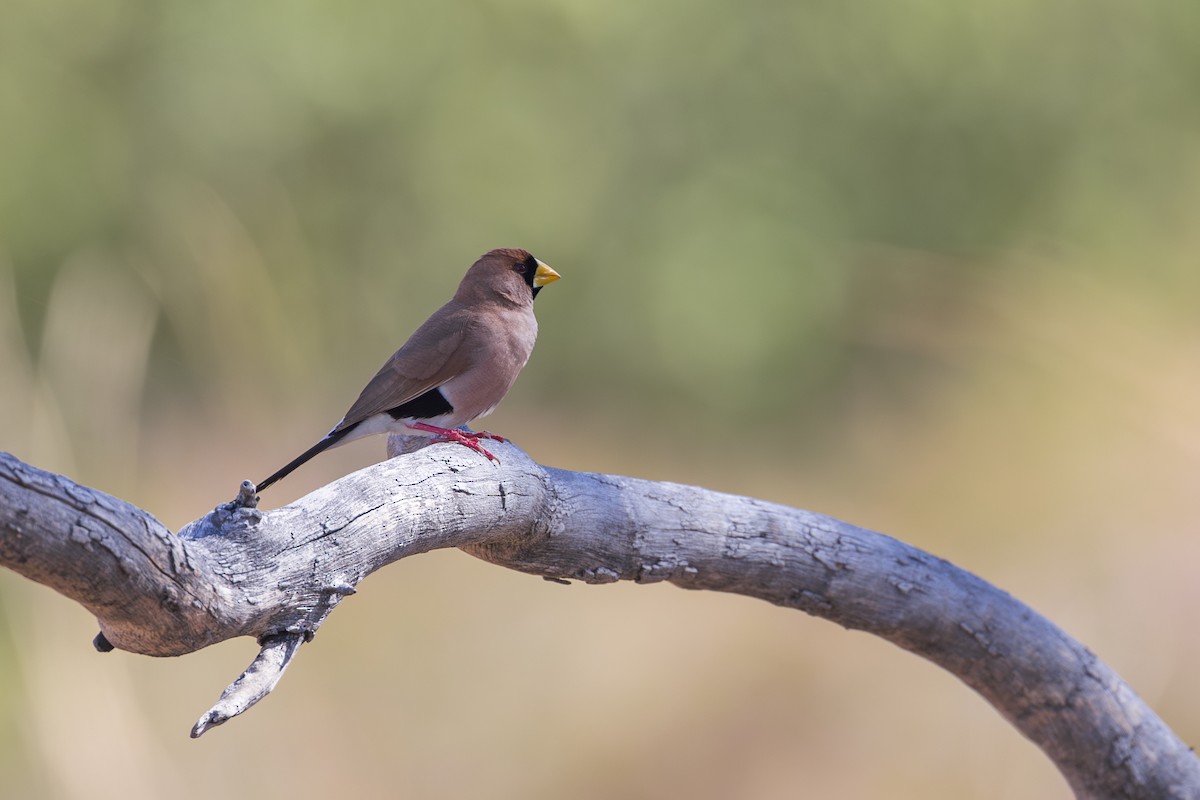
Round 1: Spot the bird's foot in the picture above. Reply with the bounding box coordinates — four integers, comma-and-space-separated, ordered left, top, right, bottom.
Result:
406, 423, 502, 463
438, 429, 500, 463
460, 428, 508, 444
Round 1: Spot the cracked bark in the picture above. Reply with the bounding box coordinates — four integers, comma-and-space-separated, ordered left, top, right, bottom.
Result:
0, 440, 1196, 798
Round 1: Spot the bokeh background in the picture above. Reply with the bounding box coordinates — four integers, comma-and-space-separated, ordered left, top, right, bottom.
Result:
2, 1, 1198, 798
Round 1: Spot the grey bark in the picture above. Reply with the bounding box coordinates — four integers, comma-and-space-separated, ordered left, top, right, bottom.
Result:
0, 440, 1195, 799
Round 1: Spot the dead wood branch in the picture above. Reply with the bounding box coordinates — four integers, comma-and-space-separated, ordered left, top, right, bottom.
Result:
0, 443, 1195, 798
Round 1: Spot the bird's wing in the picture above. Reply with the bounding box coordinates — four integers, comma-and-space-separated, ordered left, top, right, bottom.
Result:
334, 303, 472, 431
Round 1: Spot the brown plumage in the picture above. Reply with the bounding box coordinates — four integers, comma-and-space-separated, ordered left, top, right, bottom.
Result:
256, 248, 560, 492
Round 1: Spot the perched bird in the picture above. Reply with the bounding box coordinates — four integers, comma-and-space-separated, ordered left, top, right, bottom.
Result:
256, 248, 560, 492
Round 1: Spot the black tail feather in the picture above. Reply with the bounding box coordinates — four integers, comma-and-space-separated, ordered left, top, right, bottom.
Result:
256, 426, 353, 493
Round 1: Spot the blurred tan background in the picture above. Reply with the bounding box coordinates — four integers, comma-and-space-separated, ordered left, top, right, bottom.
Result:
2, 1, 1198, 798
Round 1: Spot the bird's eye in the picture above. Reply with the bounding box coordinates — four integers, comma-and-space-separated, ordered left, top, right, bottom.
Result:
513, 263, 528, 274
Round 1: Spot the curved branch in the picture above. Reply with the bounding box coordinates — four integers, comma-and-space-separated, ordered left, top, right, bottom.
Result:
0, 444, 1196, 798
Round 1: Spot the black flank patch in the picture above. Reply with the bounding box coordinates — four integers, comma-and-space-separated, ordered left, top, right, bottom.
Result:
386, 387, 454, 421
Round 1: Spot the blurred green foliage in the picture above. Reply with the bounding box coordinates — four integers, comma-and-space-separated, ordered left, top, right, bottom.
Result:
2, 1, 1199, 798
4, 0, 1199, 441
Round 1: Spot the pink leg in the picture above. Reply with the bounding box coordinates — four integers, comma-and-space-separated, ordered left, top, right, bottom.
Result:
406, 422, 502, 463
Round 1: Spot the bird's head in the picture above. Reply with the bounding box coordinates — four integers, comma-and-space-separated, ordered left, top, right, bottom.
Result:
458, 248, 561, 306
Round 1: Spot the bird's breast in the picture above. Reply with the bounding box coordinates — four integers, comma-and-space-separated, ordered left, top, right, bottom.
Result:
438, 311, 537, 424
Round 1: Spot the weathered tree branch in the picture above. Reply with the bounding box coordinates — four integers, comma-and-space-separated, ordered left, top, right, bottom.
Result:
0, 442, 1195, 798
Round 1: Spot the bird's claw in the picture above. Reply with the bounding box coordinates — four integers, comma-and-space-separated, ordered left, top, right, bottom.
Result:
407, 422, 505, 463
463, 429, 508, 444
435, 428, 501, 463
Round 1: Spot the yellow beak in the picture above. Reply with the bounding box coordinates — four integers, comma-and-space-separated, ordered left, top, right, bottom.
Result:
533, 260, 561, 288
